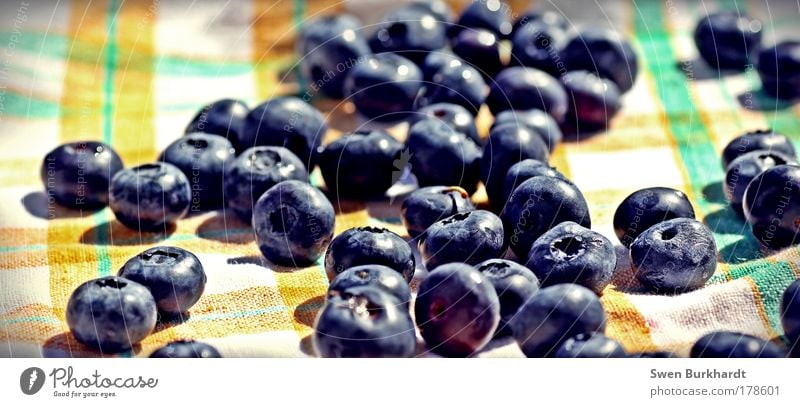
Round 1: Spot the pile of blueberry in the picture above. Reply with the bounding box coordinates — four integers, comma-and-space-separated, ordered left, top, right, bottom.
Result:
41, 2, 800, 357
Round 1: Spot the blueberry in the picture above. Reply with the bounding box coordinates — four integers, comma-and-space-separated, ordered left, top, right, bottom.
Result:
510, 21, 568, 76
451, 0, 513, 39
410, 103, 480, 144
502, 159, 569, 204
400, 186, 476, 238
368, 4, 447, 64
475, 259, 539, 336
724, 150, 795, 214
224, 146, 309, 223
512, 9, 568, 33
319, 129, 403, 199
691, 331, 785, 358
415, 60, 486, 115
694, 11, 762, 71
415, 263, 500, 357
481, 123, 550, 209
451, 29, 504, 78
66, 277, 157, 353
252, 180, 335, 266
412, 0, 453, 23
561, 70, 622, 131
150, 340, 221, 358
758, 41, 800, 100
630, 218, 717, 294
118, 246, 206, 316
109, 163, 192, 232
613, 187, 696, 248
159, 133, 235, 211
553, 333, 626, 358
721, 129, 796, 168
344, 53, 422, 122
512, 283, 606, 357
563, 27, 639, 93
780, 279, 800, 356
325, 226, 415, 283
314, 285, 417, 358
630, 351, 675, 358
420, 51, 462, 81
241, 97, 327, 166
41, 141, 123, 209
328, 265, 411, 305
485, 67, 568, 121
184, 99, 248, 151
296, 14, 371, 98
526, 221, 616, 294
419, 210, 505, 270
743, 164, 800, 249
492, 109, 563, 152
406, 118, 482, 194
502, 176, 591, 259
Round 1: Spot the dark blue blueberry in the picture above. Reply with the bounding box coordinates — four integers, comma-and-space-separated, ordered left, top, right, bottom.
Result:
492, 109, 563, 152
406, 118, 482, 194
150, 340, 221, 358
252, 180, 335, 267
413, 0, 453, 23
415, 60, 486, 115
328, 265, 411, 305
630, 218, 717, 294
631, 351, 675, 358
451, 29, 504, 78
561, 70, 622, 131
296, 14, 371, 99
451, 0, 513, 39
66, 276, 157, 353
526, 221, 616, 294
344, 53, 422, 122
318, 129, 403, 199
563, 27, 639, 93
758, 41, 800, 100
553, 333, 626, 358
419, 210, 505, 270
400, 186, 475, 239
502, 159, 569, 204
743, 164, 800, 249
510, 21, 568, 76
184, 99, 248, 151
159, 133, 235, 211
314, 285, 417, 358
324, 226, 415, 283
780, 279, 800, 356
415, 263, 500, 357
41, 141, 123, 209
613, 187, 696, 248
725, 150, 795, 214
410, 103, 480, 144
485, 67, 568, 121
481, 123, 550, 209
694, 11, 762, 71
691, 331, 786, 358
109, 163, 191, 232
721, 129, 796, 169
512, 283, 606, 358
241, 97, 327, 166
369, 4, 447, 64
420, 51, 462, 81
118, 246, 206, 316
224, 146, 308, 223
502, 176, 591, 259
476, 259, 539, 336
512, 9, 568, 33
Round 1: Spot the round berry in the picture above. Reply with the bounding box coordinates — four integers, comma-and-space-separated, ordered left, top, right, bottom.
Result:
561, 70, 622, 131
694, 11, 762, 71
319, 130, 403, 199
486, 67, 568, 121
721, 129, 796, 169
780, 279, 800, 356
563, 27, 639, 92
724, 150, 795, 214
613, 187, 696, 248
41, 141, 123, 209
368, 4, 447, 64
510, 21, 568, 76
492, 109, 563, 152
184, 99, 248, 151
419, 210, 505, 270
691, 331, 785, 358
502, 159, 569, 204
400, 186, 476, 239
451, 29, 504, 78
743, 164, 800, 249
415, 60, 486, 115
476, 259, 539, 336
554, 333, 626, 358
411, 103, 480, 144
324, 226, 415, 283
344, 53, 422, 122
150, 340, 221, 358
758, 41, 800, 100
109, 163, 192, 232
328, 265, 411, 305
451, 0, 513, 39
406, 118, 482, 194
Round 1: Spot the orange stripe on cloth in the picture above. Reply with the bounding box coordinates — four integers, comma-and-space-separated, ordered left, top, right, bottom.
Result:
601, 289, 658, 353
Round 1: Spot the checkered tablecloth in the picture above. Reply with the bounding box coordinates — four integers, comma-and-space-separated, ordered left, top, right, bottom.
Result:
1, 0, 799, 358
